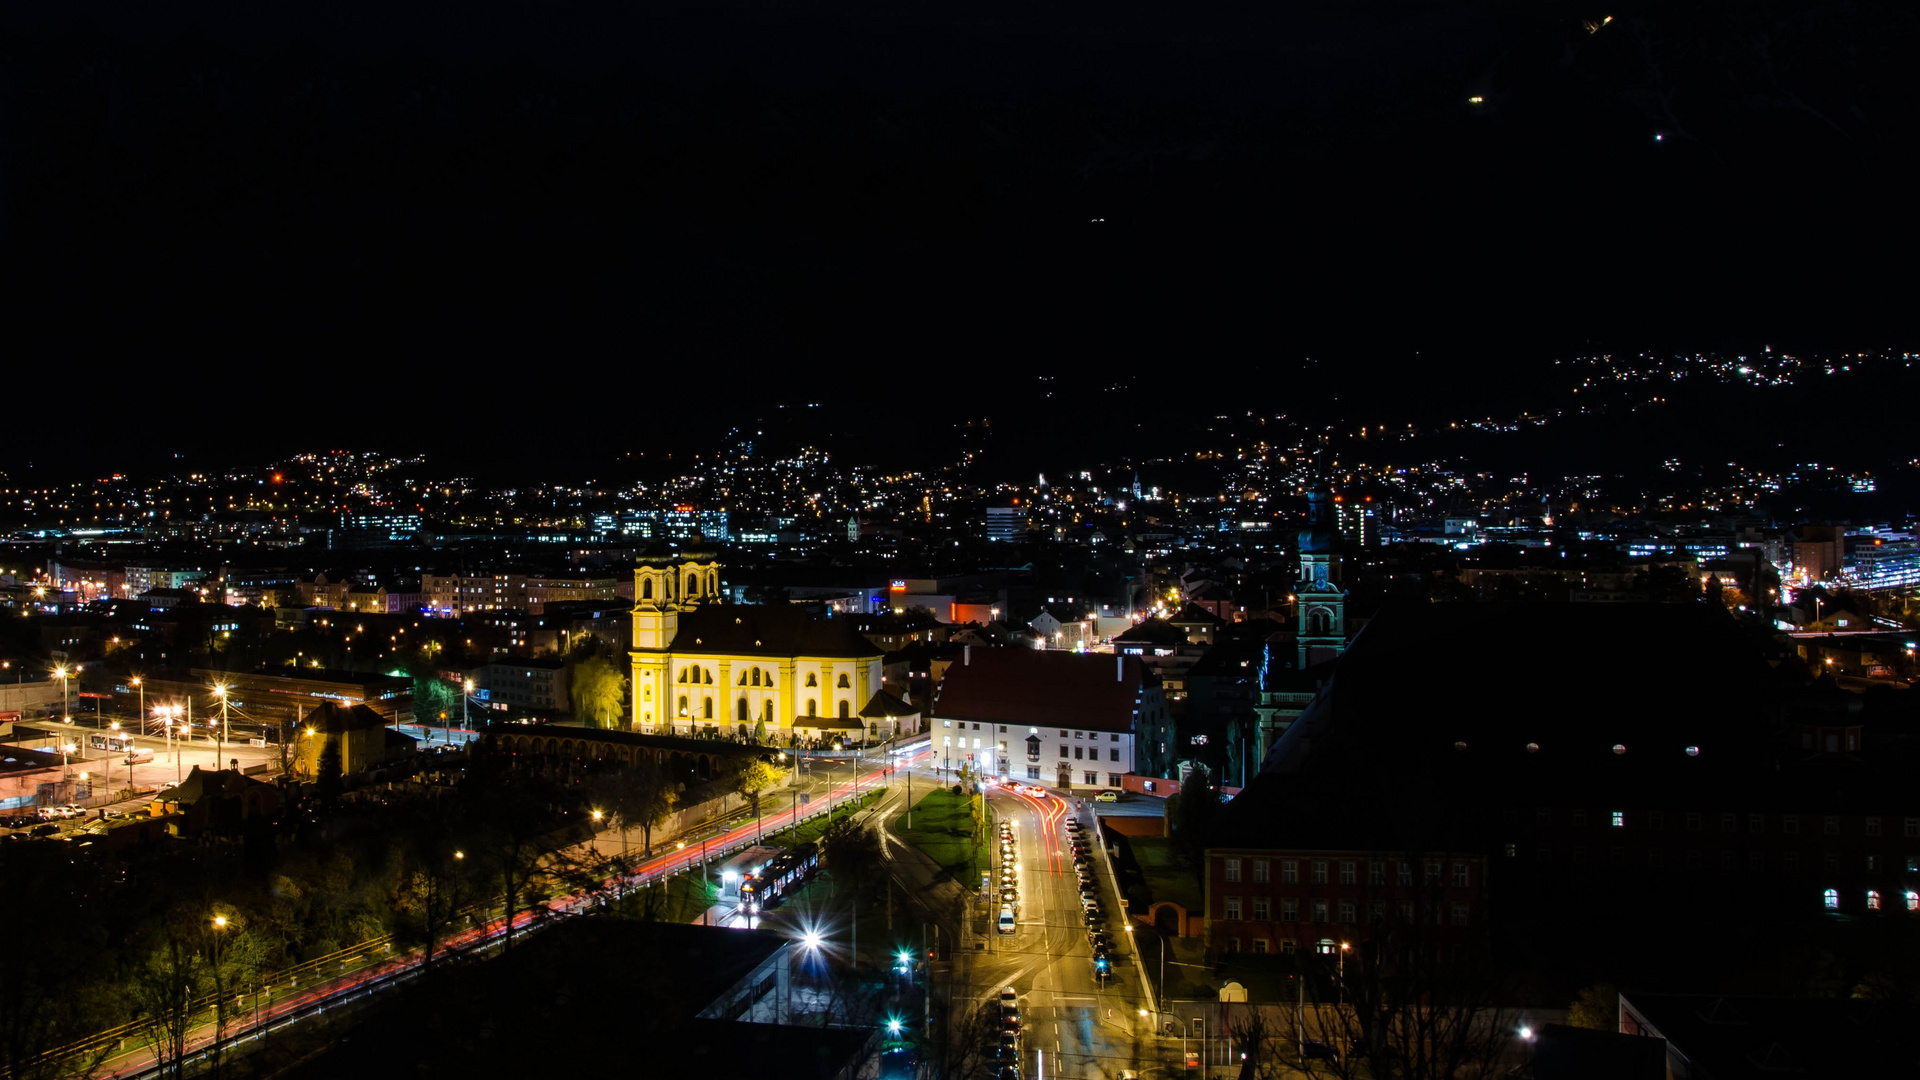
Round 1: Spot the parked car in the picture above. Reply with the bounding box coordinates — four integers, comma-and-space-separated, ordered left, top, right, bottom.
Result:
1095, 789, 1121, 802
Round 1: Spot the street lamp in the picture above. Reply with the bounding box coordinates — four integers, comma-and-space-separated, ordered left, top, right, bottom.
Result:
131, 676, 143, 733
62, 742, 76, 778
53, 665, 70, 724
212, 684, 229, 770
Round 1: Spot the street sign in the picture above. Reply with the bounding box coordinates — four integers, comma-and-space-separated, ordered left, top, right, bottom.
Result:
799, 792, 811, 804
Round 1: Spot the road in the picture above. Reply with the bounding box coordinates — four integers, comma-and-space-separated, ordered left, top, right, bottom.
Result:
953, 786, 1161, 1080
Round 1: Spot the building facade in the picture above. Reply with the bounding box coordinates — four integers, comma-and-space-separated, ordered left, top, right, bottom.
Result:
629, 547, 886, 741
929, 646, 1162, 788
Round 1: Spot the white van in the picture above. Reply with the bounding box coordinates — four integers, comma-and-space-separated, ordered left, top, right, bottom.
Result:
126, 747, 155, 764
997, 906, 1017, 934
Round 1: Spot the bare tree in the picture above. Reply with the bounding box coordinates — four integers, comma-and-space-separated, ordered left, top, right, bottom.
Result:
127, 907, 212, 1080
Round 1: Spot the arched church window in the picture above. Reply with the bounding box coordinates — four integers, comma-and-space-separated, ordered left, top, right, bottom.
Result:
806, 673, 818, 688
1308, 610, 1331, 636
703, 697, 713, 719
678, 695, 688, 717
751, 668, 761, 687
837, 673, 850, 688
838, 700, 850, 718
708, 571, 718, 594
738, 698, 749, 723
642, 578, 653, 600
739, 671, 748, 686
762, 700, 774, 724
687, 573, 698, 596
807, 698, 817, 717
678, 669, 688, 684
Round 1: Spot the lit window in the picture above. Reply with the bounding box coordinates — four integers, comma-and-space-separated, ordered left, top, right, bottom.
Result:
1907, 891, 1918, 912
1224, 859, 1241, 883
1867, 890, 1882, 911
1611, 811, 1624, 828
1823, 889, 1840, 910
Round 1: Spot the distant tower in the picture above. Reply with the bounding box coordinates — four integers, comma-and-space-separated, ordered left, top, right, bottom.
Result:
1295, 489, 1347, 669
630, 543, 721, 732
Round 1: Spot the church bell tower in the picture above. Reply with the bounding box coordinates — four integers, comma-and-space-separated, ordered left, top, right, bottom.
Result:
1294, 490, 1347, 669
630, 543, 722, 732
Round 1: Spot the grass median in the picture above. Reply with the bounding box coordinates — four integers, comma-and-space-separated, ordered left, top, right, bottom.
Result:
897, 787, 991, 883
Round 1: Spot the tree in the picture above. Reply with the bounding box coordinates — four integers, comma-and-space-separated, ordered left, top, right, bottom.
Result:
752, 718, 768, 745
0, 849, 119, 1080
732, 758, 780, 817
411, 661, 460, 725
271, 733, 298, 781
394, 825, 474, 980
732, 758, 782, 839
1566, 983, 1619, 1030
129, 909, 209, 1080
820, 816, 885, 906
569, 654, 628, 729
590, 759, 683, 858
204, 902, 270, 1076
316, 738, 344, 799
1170, 765, 1221, 890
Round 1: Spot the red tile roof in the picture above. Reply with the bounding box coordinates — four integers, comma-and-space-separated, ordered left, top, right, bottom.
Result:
932, 647, 1145, 733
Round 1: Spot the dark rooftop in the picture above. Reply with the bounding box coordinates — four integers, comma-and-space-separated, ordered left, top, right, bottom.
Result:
672, 604, 881, 660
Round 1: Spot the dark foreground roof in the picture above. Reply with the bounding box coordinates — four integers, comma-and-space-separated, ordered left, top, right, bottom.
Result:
672, 604, 881, 659
1623, 994, 1920, 1080
1210, 603, 1775, 850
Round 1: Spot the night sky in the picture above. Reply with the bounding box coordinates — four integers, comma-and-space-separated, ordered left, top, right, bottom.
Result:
2, 0, 1914, 476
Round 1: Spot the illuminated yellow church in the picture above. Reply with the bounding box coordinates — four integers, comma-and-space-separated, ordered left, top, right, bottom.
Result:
630, 546, 905, 743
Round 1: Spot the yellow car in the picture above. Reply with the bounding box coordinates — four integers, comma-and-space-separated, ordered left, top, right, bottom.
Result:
1095, 790, 1120, 803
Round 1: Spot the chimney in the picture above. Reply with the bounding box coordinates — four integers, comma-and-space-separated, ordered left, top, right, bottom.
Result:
1117, 656, 1124, 682
965, 645, 971, 666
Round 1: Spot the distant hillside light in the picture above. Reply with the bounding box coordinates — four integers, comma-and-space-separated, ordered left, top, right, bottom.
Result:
1525, 742, 1540, 753
1612, 744, 1627, 755
1454, 741, 1467, 751
1685, 746, 1701, 757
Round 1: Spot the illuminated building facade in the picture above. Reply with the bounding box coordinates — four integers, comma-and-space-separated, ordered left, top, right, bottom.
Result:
629, 546, 891, 742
